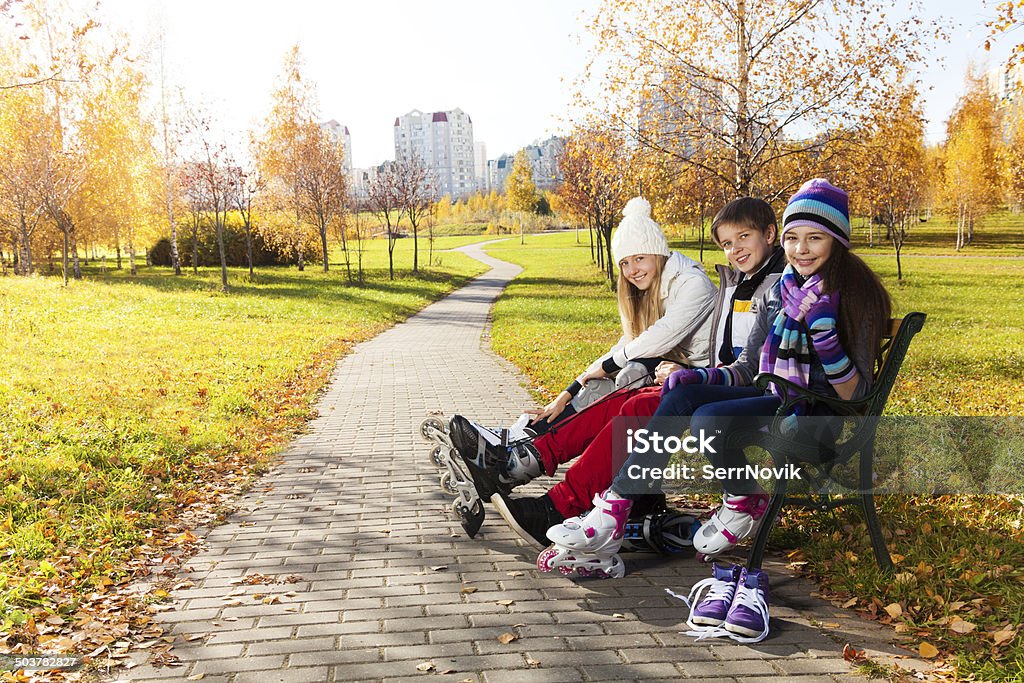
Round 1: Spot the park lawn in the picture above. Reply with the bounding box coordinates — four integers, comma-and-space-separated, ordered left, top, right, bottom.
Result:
484, 231, 1024, 681
0, 236, 485, 666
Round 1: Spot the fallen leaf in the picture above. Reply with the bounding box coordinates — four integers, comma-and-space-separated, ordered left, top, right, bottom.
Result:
919, 642, 939, 658
843, 643, 866, 662
842, 598, 858, 608
497, 632, 518, 644
187, 674, 205, 681
262, 595, 280, 605
183, 633, 204, 642
993, 629, 1016, 646
439, 669, 455, 675
506, 571, 523, 577
949, 618, 977, 635
821, 622, 840, 628
460, 586, 477, 594
415, 661, 435, 672
496, 600, 514, 606
612, 613, 626, 619
526, 657, 541, 667
430, 566, 447, 572
884, 603, 903, 619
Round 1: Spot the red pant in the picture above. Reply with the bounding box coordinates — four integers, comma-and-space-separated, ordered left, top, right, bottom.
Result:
535, 387, 662, 518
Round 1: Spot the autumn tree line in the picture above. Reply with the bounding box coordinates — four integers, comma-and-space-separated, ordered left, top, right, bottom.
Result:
0, 3, 487, 290
553, 0, 1024, 284
5, 0, 1024, 293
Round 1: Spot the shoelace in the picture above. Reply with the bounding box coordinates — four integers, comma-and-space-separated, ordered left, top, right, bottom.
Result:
666, 582, 770, 644
671, 577, 735, 634
722, 582, 770, 644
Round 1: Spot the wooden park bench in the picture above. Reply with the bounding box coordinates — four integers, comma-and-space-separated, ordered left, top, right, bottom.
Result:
741, 312, 927, 572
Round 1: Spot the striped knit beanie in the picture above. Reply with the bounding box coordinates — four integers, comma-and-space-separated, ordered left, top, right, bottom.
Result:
781, 179, 851, 247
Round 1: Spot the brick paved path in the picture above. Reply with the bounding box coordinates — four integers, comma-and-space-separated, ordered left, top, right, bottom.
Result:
120, 241, 926, 682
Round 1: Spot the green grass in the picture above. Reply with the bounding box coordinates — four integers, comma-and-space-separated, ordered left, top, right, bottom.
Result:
0, 235, 485, 651
483, 230, 1024, 681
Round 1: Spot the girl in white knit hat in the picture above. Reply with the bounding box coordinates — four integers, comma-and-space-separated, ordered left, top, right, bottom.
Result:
527, 196, 717, 426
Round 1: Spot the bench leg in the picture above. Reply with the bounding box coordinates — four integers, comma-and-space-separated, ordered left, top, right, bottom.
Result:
860, 492, 893, 572
858, 444, 893, 572
747, 478, 788, 570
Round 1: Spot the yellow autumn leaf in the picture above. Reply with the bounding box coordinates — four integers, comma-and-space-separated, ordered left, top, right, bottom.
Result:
497, 632, 518, 644
884, 603, 903, 619
919, 641, 939, 658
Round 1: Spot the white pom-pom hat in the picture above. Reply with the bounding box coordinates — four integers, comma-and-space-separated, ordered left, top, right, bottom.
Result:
611, 197, 670, 263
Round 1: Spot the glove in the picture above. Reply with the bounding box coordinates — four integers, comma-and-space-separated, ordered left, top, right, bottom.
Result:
783, 285, 821, 322
662, 368, 702, 395
805, 293, 856, 385
804, 291, 839, 329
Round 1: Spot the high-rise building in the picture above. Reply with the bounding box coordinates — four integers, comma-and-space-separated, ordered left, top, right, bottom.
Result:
319, 120, 353, 172
474, 141, 488, 193
487, 136, 565, 193
393, 108, 476, 198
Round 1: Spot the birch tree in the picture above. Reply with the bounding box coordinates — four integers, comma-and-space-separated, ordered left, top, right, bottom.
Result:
579, 0, 945, 199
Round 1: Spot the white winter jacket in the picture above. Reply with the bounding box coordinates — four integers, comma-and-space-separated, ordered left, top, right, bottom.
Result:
571, 251, 716, 390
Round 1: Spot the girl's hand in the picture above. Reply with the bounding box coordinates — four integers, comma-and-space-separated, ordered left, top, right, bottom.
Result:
662, 368, 702, 395
783, 287, 820, 321
805, 292, 840, 328
527, 391, 573, 425
578, 368, 609, 386
654, 361, 683, 385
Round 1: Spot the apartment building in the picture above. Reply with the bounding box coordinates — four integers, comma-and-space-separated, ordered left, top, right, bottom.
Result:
393, 108, 476, 198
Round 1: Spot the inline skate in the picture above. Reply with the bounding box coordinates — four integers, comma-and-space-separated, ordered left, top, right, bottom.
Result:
692, 491, 770, 562
537, 489, 632, 579
419, 415, 486, 537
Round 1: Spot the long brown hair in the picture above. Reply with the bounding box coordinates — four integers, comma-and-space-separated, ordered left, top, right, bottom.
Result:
819, 244, 892, 375
616, 255, 669, 340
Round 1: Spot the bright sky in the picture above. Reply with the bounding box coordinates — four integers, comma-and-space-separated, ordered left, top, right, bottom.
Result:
96, 0, 1011, 168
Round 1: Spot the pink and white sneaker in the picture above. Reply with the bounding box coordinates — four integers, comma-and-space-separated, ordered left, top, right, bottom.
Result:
693, 492, 770, 557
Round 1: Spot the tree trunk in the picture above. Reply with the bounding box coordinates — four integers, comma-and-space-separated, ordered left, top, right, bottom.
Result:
733, 0, 751, 196
70, 228, 81, 280
192, 225, 199, 274
18, 214, 33, 275
116, 243, 123, 270
412, 224, 419, 273
245, 221, 254, 276
217, 215, 228, 293
321, 224, 329, 273
604, 225, 615, 290
62, 226, 69, 287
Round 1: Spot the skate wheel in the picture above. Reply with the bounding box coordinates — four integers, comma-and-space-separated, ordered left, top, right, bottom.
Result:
536, 546, 559, 573
420, 417, 446, 441
575, 566, 593, 578
695, 552, 712, 564
429, 445, 446, 468
557, 563, 576, 576
439, 472, 459, 495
